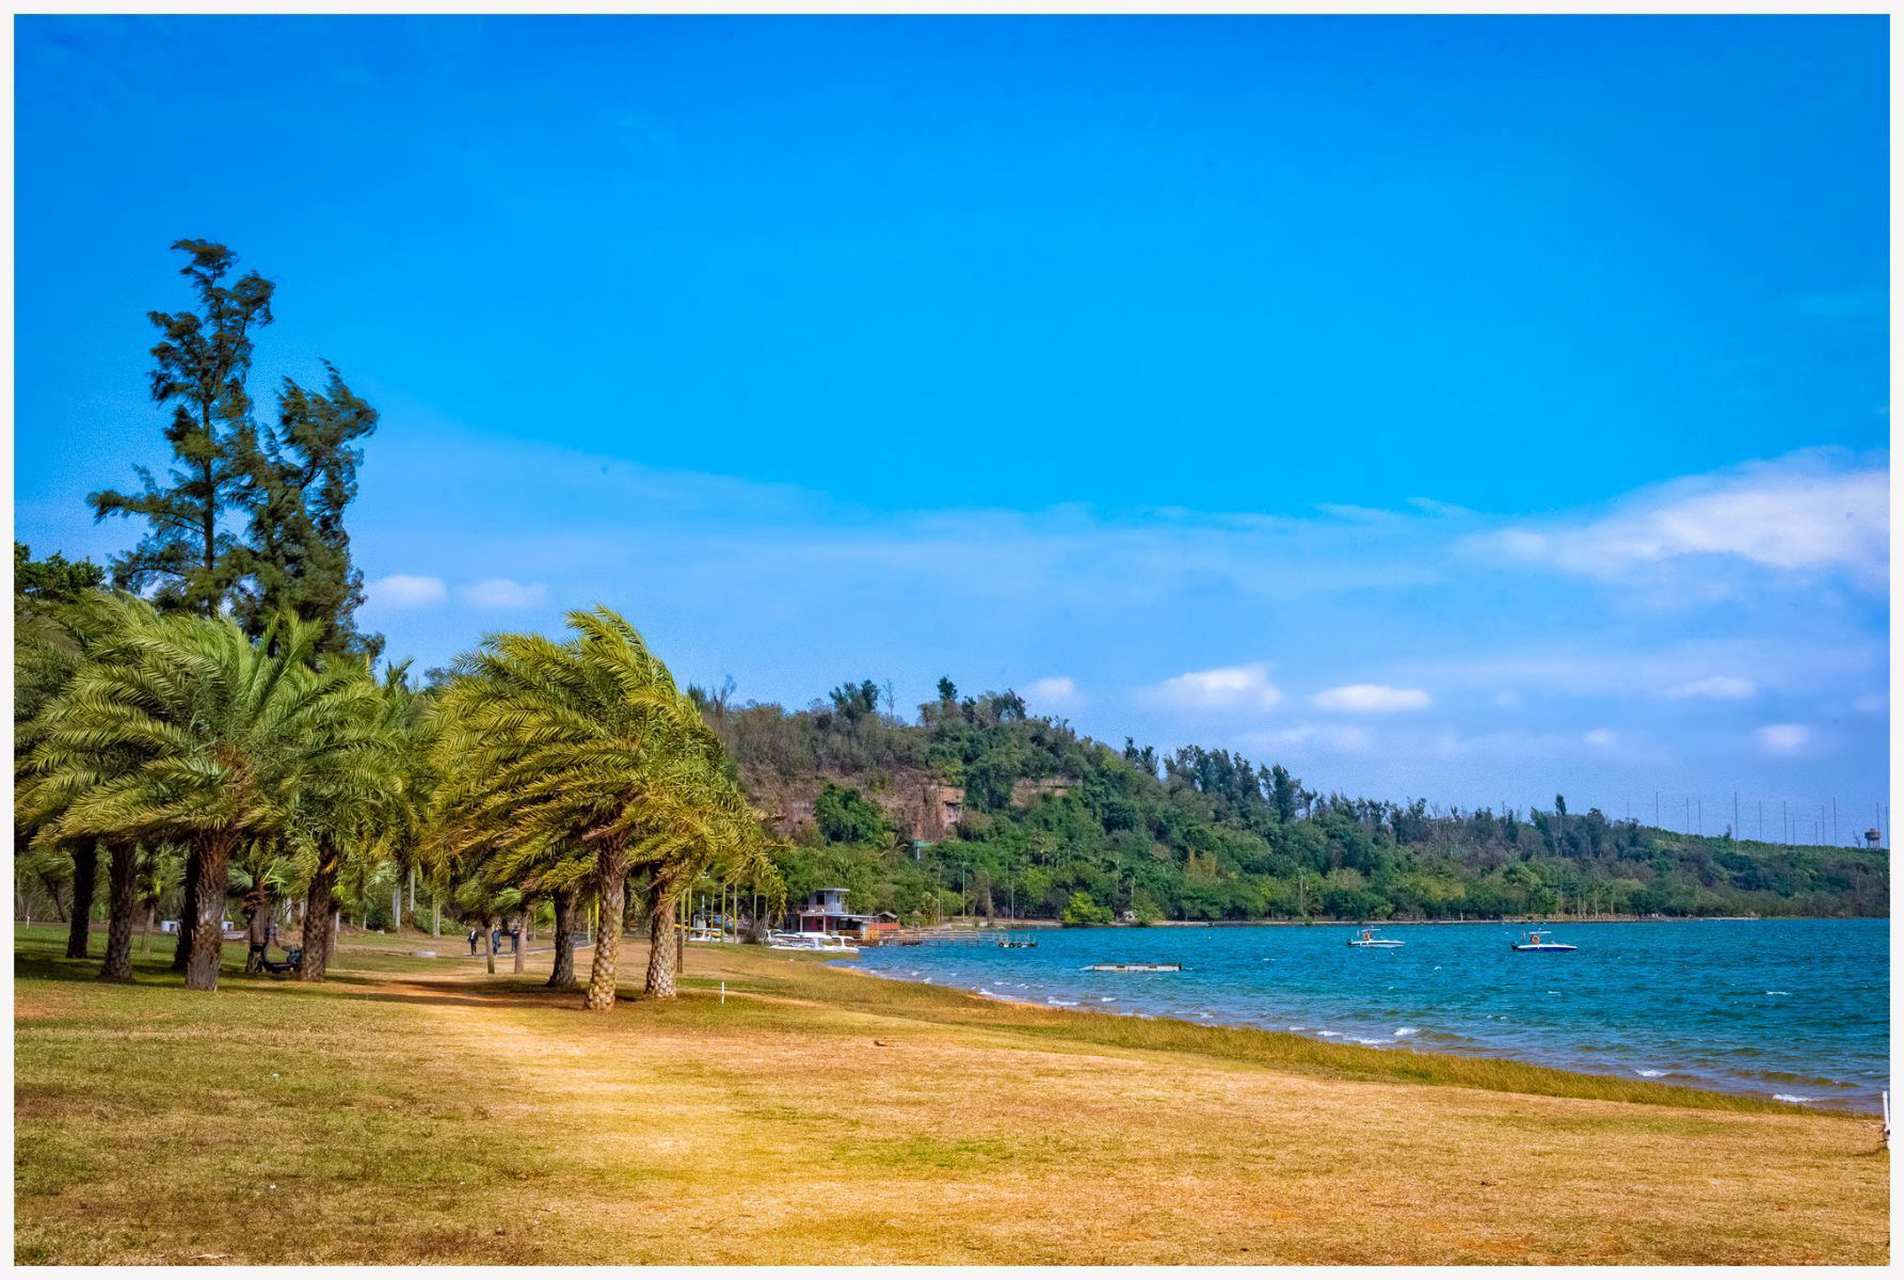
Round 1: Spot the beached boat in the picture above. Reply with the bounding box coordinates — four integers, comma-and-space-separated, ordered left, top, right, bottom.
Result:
1347, 926, 1404, 948
768, 931, 860, 955
1510, 929, 1576, 953
1081, 962, 1182, 972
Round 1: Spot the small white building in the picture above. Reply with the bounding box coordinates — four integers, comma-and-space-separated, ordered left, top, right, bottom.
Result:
793, 887, 869, 937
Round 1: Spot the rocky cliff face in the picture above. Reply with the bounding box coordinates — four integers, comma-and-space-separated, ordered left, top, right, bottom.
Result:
745, 766, 965, 842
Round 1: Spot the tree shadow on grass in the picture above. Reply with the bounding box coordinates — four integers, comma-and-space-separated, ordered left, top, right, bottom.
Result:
12, 941, 625, 1014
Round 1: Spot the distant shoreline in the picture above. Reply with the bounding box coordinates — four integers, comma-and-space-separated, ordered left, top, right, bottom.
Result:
915, 913, 1878, 930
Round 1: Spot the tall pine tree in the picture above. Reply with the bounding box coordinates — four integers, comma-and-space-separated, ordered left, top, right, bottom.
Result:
89, 239, 275, 617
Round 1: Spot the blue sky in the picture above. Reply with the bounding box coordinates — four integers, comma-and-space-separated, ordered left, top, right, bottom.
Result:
14, 15, 1890, 836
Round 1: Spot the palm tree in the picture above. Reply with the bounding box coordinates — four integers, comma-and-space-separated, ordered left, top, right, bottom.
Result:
14, 596, 107, 961
19, 595, 391, 991
629, 760, 771, 997
289, 665, 431, 982
100, 840, 139, 982
431, 607, 771, 1009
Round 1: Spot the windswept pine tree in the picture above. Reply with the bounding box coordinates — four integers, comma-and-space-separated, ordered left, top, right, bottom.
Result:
235, 363, 383, 660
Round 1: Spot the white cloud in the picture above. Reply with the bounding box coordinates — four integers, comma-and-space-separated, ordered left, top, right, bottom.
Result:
1755, 723, 1813, 756
1245, 723, 1373, 752
1853, 693, 1887, 714
1312, 684, 1431, 714
1664, 675, 1758, 701
458, 578, 548, 609
1583, 728, 1617, 748
1023, 676, 1083, 708
367, 574, 447, 608
1473, 452, 1888, 589
1148, 663, 1284, 712
1493, 689, 1523, 709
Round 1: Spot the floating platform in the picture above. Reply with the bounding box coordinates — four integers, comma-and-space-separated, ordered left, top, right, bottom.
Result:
1081, 962, 1183, 972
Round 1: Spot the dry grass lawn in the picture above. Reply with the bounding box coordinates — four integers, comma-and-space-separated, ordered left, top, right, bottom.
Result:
14, 925, 1889, 1264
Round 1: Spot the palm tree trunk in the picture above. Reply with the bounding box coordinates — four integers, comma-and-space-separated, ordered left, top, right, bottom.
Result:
512, 917, 524, 975
35, 871, 62, 921
100, 843, 138, 982
65, 843, 98, 959
485, 916, 496, 974
645, 881, 678, 999
582, 844, 628, 1011
172, 845, 201, 972
547, 888, 576, 988
297, 864, 336, 981
185, 832, 236, 991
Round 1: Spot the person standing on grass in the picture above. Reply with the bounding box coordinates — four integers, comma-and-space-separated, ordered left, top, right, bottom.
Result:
467, 926, 478, 955
510, 920, 521, 954
490, 924, 500, 954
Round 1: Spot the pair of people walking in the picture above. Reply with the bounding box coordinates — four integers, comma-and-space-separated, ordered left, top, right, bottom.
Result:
467, 922, 523, 955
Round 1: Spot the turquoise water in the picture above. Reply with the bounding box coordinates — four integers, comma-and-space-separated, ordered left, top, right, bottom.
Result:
848, 919, 1890, 1110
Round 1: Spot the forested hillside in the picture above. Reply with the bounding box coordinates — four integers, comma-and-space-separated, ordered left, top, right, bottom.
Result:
697, 680, 1890, 923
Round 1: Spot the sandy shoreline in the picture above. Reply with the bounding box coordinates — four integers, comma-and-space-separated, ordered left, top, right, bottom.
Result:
838, 938, 1885, 1114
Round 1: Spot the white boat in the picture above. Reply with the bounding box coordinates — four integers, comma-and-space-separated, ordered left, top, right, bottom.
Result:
1510, 929, 1577, 953
768, 931, 859, 955
1081, 962, 1182, 972
1347, 926, 1404, 948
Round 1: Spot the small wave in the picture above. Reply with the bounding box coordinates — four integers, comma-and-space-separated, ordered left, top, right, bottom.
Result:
1288, 1025, 1308, 1032
1393, 1027, 1419, 1038
1098, 996, 1116, 1003
1318, 1030, 1341, 1038
1047, 997, 1079, 1007
1774, 1094, 1818, 1104
1764, 990, 1791, 996
1635, 1069, 1668, 1078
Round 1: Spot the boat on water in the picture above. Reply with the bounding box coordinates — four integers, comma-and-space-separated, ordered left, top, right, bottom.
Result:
1081, 962, 1182, 972
1347, 926, 1404, 949
997, 938, 1038, 949
1510, 929, 1577, 953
